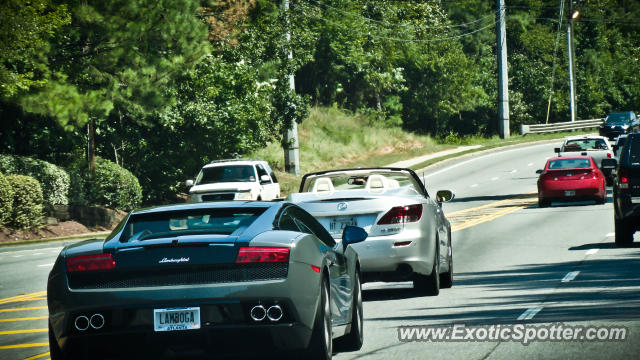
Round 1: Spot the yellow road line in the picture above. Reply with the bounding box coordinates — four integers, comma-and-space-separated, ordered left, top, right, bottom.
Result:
0, 306, 47, 313
0, 316, 48, 322
0, 292, 47, 306
0, 343, 49, 350
24, 352, 50, 360
449, 193, 537, 232
0, 328, 47, 335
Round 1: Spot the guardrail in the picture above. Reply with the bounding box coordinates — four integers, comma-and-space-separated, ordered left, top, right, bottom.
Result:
520, 118, 604, 135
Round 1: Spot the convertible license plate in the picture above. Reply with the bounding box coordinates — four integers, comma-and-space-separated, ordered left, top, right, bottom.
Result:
154, 307, 200, 332
564, 190, 576, 197
329, 217, 357, 234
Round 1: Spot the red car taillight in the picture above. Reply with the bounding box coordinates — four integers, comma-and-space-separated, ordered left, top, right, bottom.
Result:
236, 247, 290, 263
66, 254, 116, 272
619, 168, 630, 189
377, 204, 423, 225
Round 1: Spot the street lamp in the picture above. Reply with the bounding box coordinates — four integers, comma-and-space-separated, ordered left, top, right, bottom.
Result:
567, 7, 579, 122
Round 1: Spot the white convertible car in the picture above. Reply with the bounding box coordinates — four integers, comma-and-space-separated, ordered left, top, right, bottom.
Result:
288, 168, 454, 295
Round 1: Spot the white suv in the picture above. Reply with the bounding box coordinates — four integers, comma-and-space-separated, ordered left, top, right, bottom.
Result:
186, 159, 281, 202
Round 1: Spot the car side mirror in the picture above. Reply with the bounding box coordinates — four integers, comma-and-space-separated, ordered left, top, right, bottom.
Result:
185, 179, 194, 187
436, 190, 454, 203
554, 147, 561, 153
536, 169, 543, 174
342, 226, 367, 250
260, 175, 271, 184
601, 158, 617, 170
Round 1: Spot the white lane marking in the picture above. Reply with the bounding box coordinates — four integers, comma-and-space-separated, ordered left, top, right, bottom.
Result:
561, 271, 580, 283
423, 142, 558, 179
586, 249, 599, 255
528, 163, 533, 166
606, 233, 614, 237
491, 177, 499, 181
0, 247, 63, 256
510, 169, 518, 174
471, 184, 479, 188
38, 263, 55, 267
517, 306, 543, 320
32, 253, 43, 256
12, 255, 24, 258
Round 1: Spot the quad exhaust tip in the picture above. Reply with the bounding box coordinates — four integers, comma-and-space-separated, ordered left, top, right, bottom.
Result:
74, 315, 89, 331
267, 305, 283, 322
250, 305, 266, 322
90, 313, 105, 329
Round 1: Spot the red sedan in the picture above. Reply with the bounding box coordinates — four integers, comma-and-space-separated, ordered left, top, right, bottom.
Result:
537, 156, 607, 207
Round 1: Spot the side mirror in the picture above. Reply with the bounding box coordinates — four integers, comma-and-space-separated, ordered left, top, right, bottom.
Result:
260, 174, 271, 184
436, 190, 454, 203
342, 226, 367, 250
536, 169, 543, 174
185, 179, 194, 187
601, 158, 617, 170
554, 147, 561, 153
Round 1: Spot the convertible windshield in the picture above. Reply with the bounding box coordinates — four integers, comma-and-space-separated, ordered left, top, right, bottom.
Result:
564, 139, 608, 151
302, 170, 424, 196
548, 159, 591, 169
119, 208, 265, 242
195, 165, 256, 185
606, 113, 631, 123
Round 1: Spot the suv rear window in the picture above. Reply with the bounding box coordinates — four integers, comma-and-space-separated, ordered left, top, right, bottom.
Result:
196, 165, 256, 184
120, 208, 265, 242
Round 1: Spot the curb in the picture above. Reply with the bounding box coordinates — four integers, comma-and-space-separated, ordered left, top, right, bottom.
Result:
0, 231, 110, 248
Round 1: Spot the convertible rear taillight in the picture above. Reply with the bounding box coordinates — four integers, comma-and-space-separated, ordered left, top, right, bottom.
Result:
377, 204, 423, 225
66, 254, 116, 272
236, 247, 290, 263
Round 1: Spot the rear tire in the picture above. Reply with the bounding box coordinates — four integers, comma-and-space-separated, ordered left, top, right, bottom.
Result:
49, 323, 67, 360
334, 272, 363, 351
538, 198, 550, 208
413, 243, 440, 296
615, 218, 634, 246
305, 277, 332, 360
439, 237, 453, 289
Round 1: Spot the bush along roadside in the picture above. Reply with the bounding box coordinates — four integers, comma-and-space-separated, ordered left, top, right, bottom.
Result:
0, 172, 13, 226
6, 174, 43, 229
68, 157, 142, 211
0, 154, 70, 206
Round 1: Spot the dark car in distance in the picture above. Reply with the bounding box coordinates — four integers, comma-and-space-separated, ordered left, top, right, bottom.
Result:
610, 133, 640, 245
599, 111, 640, 140
47, 201, 367, 360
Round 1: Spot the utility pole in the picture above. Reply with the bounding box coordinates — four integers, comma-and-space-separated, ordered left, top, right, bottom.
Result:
282, 0, 300, 175
496, 0, 510, 138
567, 2, 579, 122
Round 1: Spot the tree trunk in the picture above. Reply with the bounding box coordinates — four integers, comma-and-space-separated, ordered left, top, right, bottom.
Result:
89, 118, 95, 178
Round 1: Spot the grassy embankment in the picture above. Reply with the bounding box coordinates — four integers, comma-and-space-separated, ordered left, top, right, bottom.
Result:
250, 107, 591, 196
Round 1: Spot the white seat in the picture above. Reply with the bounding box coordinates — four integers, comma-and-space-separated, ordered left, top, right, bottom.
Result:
312, 177, 335, 193
365, 174, 388, 193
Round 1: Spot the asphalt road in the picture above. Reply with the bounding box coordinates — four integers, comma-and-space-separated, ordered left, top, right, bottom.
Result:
1, 141, 639, 359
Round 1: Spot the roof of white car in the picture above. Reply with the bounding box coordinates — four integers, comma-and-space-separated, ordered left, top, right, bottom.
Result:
202, 159, 266, 168
563, 135, 609, 142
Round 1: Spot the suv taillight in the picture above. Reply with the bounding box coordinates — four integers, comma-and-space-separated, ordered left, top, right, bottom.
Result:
619, 168, 630, 189
66, 254, 116, 272
377, 204, 423, 225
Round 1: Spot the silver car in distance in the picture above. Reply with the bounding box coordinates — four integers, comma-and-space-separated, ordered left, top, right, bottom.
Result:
288, 168, 454, 295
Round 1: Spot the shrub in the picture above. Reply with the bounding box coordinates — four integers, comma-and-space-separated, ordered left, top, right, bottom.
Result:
6, 174, 43, 229
0, 172, 13, 226
69, 157, 142, 211
0, 154, 70, 205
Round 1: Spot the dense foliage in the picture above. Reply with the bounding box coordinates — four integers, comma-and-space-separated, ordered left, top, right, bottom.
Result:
69, 157, 142, 211
6, 174, 43, 229
1, 0, 639, 205
0, 172, 13, 227
0, 154, 70, 205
